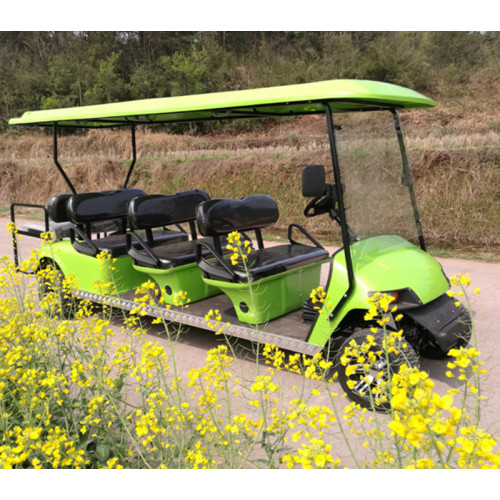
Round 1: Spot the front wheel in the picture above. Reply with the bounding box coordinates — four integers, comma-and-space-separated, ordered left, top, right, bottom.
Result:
336, 329, 420, 412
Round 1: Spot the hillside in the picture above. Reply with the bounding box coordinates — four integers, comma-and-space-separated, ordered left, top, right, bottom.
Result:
1, 86, 499, 259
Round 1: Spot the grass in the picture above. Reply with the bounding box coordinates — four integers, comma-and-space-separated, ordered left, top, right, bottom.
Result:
1, 108, 499, 257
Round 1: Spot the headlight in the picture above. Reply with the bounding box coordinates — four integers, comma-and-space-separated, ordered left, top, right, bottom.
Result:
368, 288, 422, 310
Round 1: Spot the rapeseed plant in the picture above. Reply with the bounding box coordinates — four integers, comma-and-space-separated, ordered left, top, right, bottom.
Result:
226, 231, 252, 267
1, 224, 499, 468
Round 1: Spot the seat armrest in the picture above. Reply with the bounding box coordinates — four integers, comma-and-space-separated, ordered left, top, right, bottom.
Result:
126, 232, 161, 268
70, 226, 99, 256
288, 223, 324, 249
196, 240, 236, 282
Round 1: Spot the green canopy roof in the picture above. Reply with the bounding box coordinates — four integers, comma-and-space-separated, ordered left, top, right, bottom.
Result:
9, 79, 434, 128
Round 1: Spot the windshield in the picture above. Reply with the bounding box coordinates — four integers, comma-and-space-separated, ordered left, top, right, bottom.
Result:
334, 111, 422, 247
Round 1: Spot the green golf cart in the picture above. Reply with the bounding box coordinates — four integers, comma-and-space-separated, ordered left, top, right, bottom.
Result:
9, 79, 472, 408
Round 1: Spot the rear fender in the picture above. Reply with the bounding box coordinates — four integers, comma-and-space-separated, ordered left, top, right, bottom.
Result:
37, 240, 145, 294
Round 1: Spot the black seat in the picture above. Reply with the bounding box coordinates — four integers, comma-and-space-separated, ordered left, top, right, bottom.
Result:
47, 193, 124, 240
126, 190, 214, 269
129, 238, 203, 269
226, 244, 329, 281
66, 188, 185, 257
66, 189, 145, 257
195, 194, 329, 283
47, 193, 73, 224
25, 193, 76, 241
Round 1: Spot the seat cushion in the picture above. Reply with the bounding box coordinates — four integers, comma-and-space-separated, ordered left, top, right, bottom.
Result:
128, 238, 197, 270
204, 243, 329, 282
73, 229, 187, 258
72, 233, 129, 257
149, 239, 202, 269
130, 235, 230, 270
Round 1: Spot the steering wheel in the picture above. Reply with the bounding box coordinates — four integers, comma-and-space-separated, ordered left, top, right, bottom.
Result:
303, 186, 336, 218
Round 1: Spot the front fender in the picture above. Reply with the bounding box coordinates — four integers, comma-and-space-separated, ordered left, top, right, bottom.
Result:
404, 293, 472, 353
307, 235, 450, 347
347, 235, 449, 305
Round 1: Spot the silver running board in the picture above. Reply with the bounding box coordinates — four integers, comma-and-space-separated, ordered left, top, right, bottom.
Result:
74, 290, 323, 356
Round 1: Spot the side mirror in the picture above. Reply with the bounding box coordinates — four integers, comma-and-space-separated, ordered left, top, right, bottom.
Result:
302, 165, 327, 198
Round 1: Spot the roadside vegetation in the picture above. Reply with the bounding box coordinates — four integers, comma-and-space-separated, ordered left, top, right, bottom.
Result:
0, 230, 498, 468
1, 109, 499, 256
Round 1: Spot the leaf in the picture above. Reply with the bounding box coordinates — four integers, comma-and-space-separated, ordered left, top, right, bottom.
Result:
96, 444, 111, 463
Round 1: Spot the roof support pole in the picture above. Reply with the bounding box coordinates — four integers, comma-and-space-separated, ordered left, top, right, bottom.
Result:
53, 123, 77, 194
323, 103, 355, 322
123, 125, 137, 189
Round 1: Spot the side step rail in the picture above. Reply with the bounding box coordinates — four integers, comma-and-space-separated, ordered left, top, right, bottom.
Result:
74, 289, 323, 356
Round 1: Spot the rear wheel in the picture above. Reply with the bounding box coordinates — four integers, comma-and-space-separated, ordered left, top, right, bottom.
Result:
37, 260, 78, 319
336, 329, 420, 412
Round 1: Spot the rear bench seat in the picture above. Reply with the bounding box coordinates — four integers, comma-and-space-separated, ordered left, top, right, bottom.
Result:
195, 194, 329, 324
47, 192, 125, 239
66, 189, 187, 258
11, 192, 130, 242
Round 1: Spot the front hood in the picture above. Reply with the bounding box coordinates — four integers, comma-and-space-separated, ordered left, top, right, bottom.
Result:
349, 235, 449, 305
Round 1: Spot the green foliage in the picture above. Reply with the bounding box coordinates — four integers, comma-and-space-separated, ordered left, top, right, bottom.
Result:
362, 32, 431, 90
160, 46, 211, 96
83, 52, 127, 105
0, 31, 499, 129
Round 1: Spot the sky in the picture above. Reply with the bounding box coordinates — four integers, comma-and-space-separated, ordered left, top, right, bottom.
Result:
2, 1, 497, 31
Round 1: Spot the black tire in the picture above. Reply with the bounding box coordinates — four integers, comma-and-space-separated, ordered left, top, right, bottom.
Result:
37, 260, 78, 319
335, 329, 420, 412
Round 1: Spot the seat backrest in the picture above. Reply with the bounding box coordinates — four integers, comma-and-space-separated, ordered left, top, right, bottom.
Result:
47, 193, 72, 223
196, 195, 279, 237
66, 189, 146, 226
128, 190, 210, 230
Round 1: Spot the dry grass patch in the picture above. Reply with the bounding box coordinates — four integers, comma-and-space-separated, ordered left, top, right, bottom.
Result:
1, 111, 499, 255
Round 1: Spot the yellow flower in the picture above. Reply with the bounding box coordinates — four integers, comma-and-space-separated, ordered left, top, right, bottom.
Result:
226, 231, 252, 266
388, 420, 406, 438
416, 458, 435, 469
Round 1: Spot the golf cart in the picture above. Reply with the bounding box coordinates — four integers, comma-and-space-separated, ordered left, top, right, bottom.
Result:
9, 79, 472, 408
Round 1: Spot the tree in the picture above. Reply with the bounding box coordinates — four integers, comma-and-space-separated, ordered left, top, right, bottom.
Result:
0, 31, 498, 131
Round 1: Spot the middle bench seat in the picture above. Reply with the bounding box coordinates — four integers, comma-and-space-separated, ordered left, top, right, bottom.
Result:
126, 190, 224, 305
